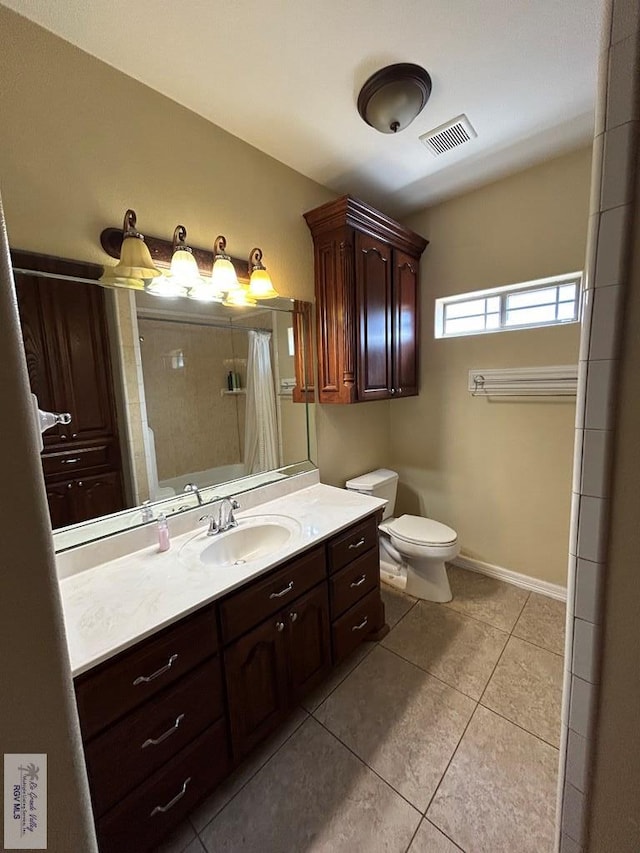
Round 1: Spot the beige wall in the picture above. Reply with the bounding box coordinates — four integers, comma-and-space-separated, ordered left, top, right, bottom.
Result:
400, 147, 591, 585
315, 400, 391, 487
0, 7, 392, 489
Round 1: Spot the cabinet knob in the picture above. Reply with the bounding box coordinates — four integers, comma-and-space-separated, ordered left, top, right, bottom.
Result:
67, 482, 73, 490
289, 611, 298, 623
276, 620, 285, 632
390, 388, 396, 395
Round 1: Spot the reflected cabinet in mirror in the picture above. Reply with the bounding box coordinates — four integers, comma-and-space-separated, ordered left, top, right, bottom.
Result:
11, 250, 315, 552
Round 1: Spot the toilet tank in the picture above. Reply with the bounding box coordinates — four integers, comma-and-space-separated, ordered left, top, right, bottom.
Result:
345, 469, 398, 520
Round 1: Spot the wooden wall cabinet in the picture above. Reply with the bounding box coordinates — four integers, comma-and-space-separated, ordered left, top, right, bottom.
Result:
13, 254, 125, 527
304, 196, 427, 404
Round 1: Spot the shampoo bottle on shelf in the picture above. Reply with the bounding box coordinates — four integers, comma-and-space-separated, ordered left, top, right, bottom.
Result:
157, 514, 170, 552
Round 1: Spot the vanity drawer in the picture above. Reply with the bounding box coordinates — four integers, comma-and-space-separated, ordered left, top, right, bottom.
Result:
327, 515, 378, 575
332, 588, 381, 665
220, 546, 326, 644
75, 605, 219, 740
330, 547, 380, 619
86, 657, 224, 817
97, 721, 229, 853
42, 443, 115, 476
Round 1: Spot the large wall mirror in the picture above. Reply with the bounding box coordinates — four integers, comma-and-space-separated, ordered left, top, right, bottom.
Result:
11, 248, 315, 553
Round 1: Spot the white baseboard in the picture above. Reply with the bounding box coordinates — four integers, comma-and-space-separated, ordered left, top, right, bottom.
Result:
451, 555, 567, 602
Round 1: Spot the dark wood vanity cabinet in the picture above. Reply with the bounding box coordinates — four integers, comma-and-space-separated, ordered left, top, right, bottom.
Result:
13, 255, 125, 527
222, 548, 331, 759
74, 514, 386, 852
304, 195, 427, 403
75, 604, 229, 853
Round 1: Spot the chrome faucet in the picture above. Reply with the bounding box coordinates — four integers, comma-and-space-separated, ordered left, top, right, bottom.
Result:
140, 500, 154, 523
183, 483, 202, 505
218, 498, 240, 532
199, 498, 240, 537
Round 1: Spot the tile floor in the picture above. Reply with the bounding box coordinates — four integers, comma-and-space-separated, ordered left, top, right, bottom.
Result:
155, 566, 566, 853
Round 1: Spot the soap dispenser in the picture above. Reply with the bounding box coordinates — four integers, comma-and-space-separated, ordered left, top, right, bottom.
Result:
157, 514, 170, 552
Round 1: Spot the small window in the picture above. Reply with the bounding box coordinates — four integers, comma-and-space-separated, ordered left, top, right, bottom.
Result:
435, 273, 582, 339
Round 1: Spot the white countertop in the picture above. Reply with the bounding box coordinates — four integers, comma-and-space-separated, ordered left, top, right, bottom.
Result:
59, 484, 385, 677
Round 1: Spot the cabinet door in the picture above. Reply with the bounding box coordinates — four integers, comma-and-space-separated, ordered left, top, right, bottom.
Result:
224, 615, 289, 760
355, 232, 393, 401
70, 472, 124, 524
287, 584, 331, 705
39, 278, 117, 444
393, 250, 420, 397
15, 274, 67, 448
46, 480, 74, 529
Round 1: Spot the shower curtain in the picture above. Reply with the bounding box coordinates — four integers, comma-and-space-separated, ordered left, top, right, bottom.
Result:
244, 330, 279, 474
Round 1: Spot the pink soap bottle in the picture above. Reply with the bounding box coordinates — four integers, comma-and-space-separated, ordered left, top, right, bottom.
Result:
157, 513, 170, 552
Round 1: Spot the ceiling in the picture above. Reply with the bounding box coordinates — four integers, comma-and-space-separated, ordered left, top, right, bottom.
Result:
2, 0, 604, 215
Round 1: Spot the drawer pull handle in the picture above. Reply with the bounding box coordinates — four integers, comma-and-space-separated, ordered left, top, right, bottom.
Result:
269, 581, 294, 599
61, 457, 80, 464
150, 777, 191, 817
141, 714, 185, 749
352, 616, 368, 632
350, 574, 367, 588
276, 620, 285, 632
348, 537, 366, 550
133, 654, 178, 686
289, 611, 298, 623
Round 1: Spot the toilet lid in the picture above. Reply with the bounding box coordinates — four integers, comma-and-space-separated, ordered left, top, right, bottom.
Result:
387, 514, 457, 546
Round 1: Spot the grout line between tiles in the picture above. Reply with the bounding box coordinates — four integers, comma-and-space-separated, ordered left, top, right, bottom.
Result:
477, 701, 561, 751
191, 709, 309, 837
403, 819, 423, 853
437, 593, 523, 634
311, 715, 423, 817
379, 643, 484, 703
422, 701, 479, 820
476, 629, 511, 710
510, 631, 567, 657
424, 817, 467, 852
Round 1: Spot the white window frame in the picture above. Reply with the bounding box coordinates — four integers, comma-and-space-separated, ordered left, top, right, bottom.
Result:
434, 272, 583, 339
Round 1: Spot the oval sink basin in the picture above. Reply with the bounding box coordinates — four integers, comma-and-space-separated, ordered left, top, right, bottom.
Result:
180, 514, 301, 569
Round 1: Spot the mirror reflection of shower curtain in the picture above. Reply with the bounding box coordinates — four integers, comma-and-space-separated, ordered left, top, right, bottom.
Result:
244, 330, 279, 474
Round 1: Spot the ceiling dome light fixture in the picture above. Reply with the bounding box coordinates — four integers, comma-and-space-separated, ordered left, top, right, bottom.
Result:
357, 63, 432, 134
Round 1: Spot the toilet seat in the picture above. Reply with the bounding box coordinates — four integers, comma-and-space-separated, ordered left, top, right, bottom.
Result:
384, 514, 457, 547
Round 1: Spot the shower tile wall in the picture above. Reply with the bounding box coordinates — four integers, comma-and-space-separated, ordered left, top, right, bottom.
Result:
559, 0, 640, 849
138, 318, 248, 481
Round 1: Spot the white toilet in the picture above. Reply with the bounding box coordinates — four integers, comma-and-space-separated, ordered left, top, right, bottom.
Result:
345, 469, 459, 603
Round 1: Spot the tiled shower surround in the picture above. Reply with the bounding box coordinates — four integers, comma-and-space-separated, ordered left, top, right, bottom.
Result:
558, 0, 640, 849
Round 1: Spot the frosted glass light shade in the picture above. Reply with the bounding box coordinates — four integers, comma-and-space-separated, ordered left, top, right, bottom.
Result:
211, 256, 240, 292
357, 63, 432, 134
187, 280, 224, 302
100, 234, 160, 289
146, 275, 187, 298
248, 268, 278, 299
223, 286, 257, 307
147, 248, 202, 297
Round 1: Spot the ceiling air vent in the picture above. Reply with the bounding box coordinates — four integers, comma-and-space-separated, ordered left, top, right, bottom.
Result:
419, 114, 477, 156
